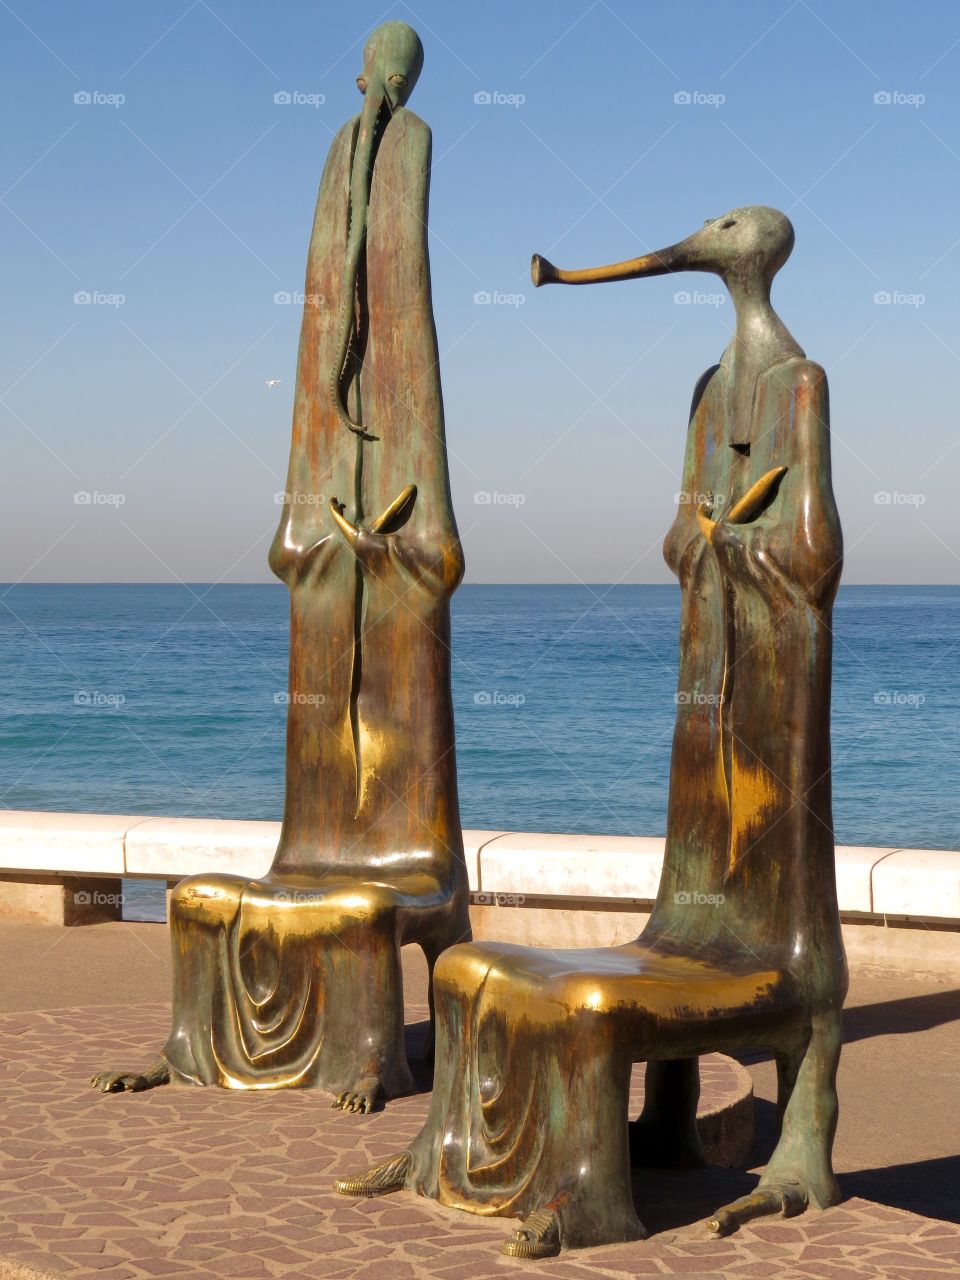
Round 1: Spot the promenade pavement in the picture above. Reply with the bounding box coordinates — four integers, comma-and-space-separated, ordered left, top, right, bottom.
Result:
0, 922, 958, 1279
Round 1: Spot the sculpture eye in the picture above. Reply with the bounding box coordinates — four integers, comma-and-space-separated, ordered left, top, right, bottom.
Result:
721, 219, 737, 229
389, 73, 408, 86
356, 76, 368, 94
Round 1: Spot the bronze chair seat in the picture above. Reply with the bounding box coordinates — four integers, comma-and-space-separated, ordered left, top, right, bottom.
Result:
437, 937, 789, 1037
171, 867, 454, 927
156, 866, 458, 1097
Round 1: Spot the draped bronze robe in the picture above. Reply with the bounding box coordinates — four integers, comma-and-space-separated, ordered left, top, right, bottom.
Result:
398, 353, 844, 1246
162, 106, 470, 1095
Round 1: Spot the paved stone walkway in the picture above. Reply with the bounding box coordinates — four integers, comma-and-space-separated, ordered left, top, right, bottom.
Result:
1, 1004, 958, 1280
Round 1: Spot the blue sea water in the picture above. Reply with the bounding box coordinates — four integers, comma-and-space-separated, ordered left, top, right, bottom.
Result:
1, 584, 958, 919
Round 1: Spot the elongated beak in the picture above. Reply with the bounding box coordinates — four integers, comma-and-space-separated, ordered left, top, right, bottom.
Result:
531, 240, 689, 287
360, 83, 388, 124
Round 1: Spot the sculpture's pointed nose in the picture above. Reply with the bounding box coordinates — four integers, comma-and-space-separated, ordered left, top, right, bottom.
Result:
531, 241, 688, 287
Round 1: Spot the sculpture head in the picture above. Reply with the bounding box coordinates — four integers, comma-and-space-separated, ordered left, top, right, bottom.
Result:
329, 22, 425, 442
356, 21, 424, 112
532, 206, 795, 294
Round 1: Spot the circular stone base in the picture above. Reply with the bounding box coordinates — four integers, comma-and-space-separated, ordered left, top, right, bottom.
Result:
628, 1052, 754, 1168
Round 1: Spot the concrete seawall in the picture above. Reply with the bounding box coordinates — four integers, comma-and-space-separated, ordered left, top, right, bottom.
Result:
1, 810, 958, 975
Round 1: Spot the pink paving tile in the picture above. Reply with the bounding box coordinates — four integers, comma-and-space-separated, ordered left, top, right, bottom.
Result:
1, 1004, 958, 1280
882, 1270, 960, 1279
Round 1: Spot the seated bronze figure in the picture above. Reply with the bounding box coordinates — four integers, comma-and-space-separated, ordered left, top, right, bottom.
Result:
335, 206, 846, 1255
90, 21, 470, 1112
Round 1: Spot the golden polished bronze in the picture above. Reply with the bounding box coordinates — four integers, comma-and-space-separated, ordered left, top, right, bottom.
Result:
90, 21, 469, 1111
335, 207, 846, 1253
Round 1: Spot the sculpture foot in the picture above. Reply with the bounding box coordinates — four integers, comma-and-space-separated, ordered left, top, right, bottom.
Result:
332, 1074, 384, 1114
333, 1150, 411, 1198
706, 1180, 807, 1237
89, 1056, 171, 1094
501, 1207, 562, 1260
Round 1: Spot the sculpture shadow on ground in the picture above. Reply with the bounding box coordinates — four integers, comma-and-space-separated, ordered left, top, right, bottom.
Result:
750, 1086, 960, 1225
627, 1153, 960, 1234
625, 1164, 760, 1236
841, 988, 960, 1044
736, 987, 960, 1067
840, 1155, 960, 1224
625, 1097, 779, 1236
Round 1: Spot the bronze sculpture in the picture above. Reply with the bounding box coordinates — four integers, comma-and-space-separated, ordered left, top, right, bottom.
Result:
335, 206, 846, 1255
90, 21, 470, 1111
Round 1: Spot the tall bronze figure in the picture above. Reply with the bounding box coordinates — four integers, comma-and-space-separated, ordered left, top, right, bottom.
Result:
91, 21, 469, 1111
335, 207, 846, 1254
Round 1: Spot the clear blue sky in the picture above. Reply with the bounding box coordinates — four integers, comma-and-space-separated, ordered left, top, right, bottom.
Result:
3, 0, 959, 584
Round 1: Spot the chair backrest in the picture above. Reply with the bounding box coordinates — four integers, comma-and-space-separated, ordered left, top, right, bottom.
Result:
643, 356, 845, 1003
268, 104, 465, 895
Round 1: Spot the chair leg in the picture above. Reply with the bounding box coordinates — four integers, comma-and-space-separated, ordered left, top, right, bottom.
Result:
329, 923, 413, 1110
707, 1007, 842, 1234
775, 1045, 800, 1120
763, 1008, 842, 1208
417, 940, 440, 1063
630, 1058, 705, 1167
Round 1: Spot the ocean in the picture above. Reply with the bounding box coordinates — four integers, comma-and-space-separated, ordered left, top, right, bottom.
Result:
1, 584, 957, 921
